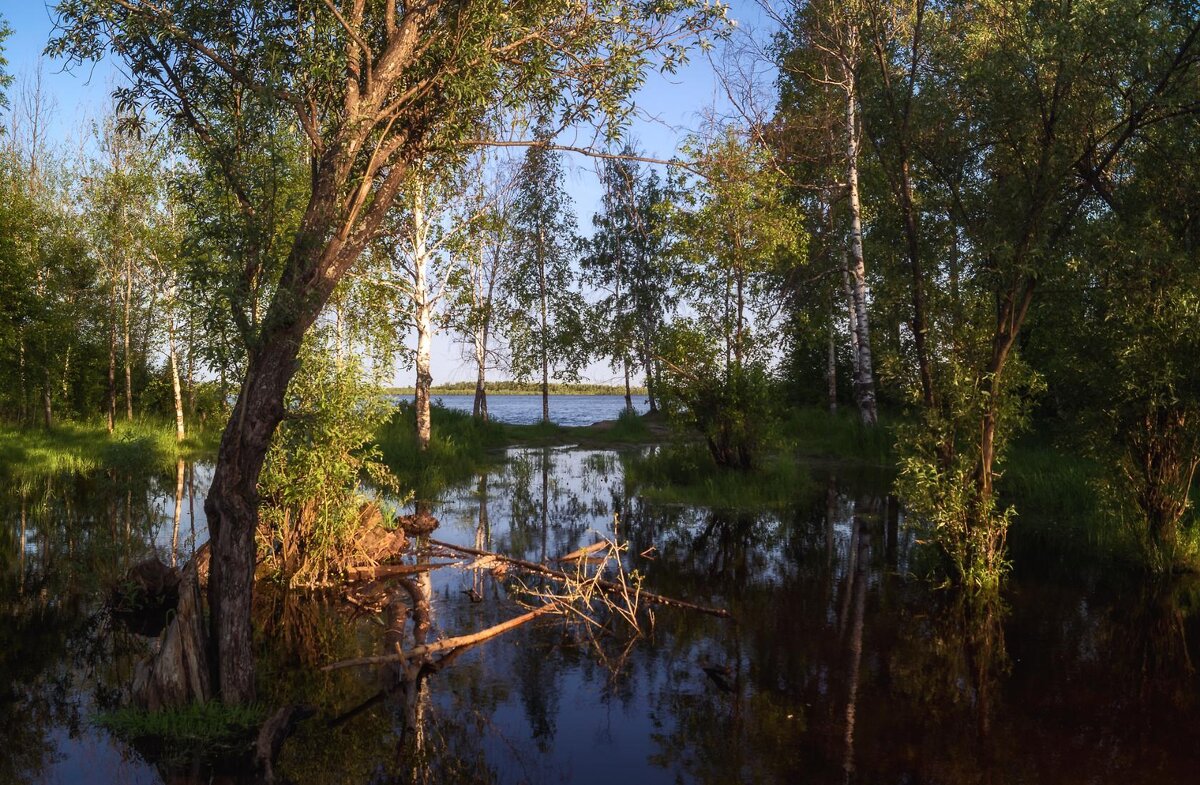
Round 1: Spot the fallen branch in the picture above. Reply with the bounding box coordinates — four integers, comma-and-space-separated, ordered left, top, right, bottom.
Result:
427, 538, 733, 619
322, 606, 556, 672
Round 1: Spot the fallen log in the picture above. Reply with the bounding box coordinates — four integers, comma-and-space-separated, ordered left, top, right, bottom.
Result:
343, 562, 456, 581
322, 606, 556, 672
427, 538, 733, 619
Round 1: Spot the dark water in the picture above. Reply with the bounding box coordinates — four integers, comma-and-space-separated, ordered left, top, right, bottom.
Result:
424, 394, 649, 426
4, 449, 1200, 784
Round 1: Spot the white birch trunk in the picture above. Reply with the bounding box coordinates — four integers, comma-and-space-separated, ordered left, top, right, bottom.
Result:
169, 315, 186, 442
412, 179, 434, 452
842, 59, 878, 426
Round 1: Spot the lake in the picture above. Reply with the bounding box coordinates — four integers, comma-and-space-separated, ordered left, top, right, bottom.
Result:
4, 448, 1200, 783
416, 393, 650, 426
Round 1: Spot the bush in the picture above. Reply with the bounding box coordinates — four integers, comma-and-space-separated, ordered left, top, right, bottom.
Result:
257, 342, 399, 586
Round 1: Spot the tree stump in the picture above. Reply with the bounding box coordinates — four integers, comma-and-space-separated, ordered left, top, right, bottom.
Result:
131, 557, 211, 710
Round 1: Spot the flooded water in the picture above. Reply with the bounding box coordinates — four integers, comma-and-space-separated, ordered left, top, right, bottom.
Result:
427, 394, 649, 426
4, 448, 1200, 784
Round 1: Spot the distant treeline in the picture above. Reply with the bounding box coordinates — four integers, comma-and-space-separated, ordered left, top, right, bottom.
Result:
385, 381, 648, 397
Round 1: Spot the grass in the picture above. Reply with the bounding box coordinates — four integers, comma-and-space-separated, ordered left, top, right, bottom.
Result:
95, 701, 266, 763
622, 442, 817, 510
0, 419, 219, 487
779, 406, 897, 465
375, 402, 509, 498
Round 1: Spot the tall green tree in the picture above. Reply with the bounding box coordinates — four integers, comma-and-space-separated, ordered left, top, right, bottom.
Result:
50, 0, 725, 702
584, 147, 676, 411
506, 125, 588, 423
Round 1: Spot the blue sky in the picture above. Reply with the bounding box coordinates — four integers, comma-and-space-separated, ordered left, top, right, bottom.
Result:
1, 1, 777, 386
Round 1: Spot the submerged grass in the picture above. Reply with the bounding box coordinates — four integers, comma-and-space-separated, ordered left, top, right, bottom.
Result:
622, 442, 816, 510
95, 701, 265, 761
0, 420, 219, 486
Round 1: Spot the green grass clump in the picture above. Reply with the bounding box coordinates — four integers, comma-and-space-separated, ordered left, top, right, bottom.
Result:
375, 402, 508, 498
780, 407, 896, 465
95, 701, 266, 760
623, 442, 816, 510
599, 407, 652, 441
0, 420, 219, 487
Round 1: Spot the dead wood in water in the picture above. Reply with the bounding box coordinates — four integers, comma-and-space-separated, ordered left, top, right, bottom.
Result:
322, 606, 558, 672
427, 538, 734, 619
344, 561, 455, 581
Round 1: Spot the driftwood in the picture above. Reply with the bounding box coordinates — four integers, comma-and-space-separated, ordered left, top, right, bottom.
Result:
555, 541, 609, 563
427, 538, 733, 619
322, 606, 557, 672
131, 556, 211, 710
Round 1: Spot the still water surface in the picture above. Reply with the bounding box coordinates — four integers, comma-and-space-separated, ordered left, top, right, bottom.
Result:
3, 445, 1200, 783
423, 394, 649, 426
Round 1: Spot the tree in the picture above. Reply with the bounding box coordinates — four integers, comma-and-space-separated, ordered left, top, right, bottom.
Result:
773, 0, 878, 425
51, 0, 725, 703
584, 145, 676, 410
449, 153, 519, 422
506, 125, 588, 423
661, 127, 803, 468
892, 0, 1200, 587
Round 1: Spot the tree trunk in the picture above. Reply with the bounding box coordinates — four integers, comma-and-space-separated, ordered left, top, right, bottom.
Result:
414, 307, 432, 451
844, 75, 877, 426
205, 333, 299, 704
107, 282, 117, 434
841, 252, 861, 379
538, 228, 550, 424
624, 361, 632, 410
42, 372, 53, 430
411, 179, 434, 451
18, 329, 27, 425
169, 316, 186, 442
124, 254, 134, 422
472, 324, 489, 423
827, 312, 838, 414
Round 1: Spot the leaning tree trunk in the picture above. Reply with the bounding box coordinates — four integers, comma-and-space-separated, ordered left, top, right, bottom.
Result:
205, 328, 303, 704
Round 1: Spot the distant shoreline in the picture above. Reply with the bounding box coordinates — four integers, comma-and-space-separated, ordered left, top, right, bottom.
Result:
385, 383, 648, 397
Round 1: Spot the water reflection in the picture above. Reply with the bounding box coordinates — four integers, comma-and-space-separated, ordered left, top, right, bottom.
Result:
3, 450, 1200, 783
